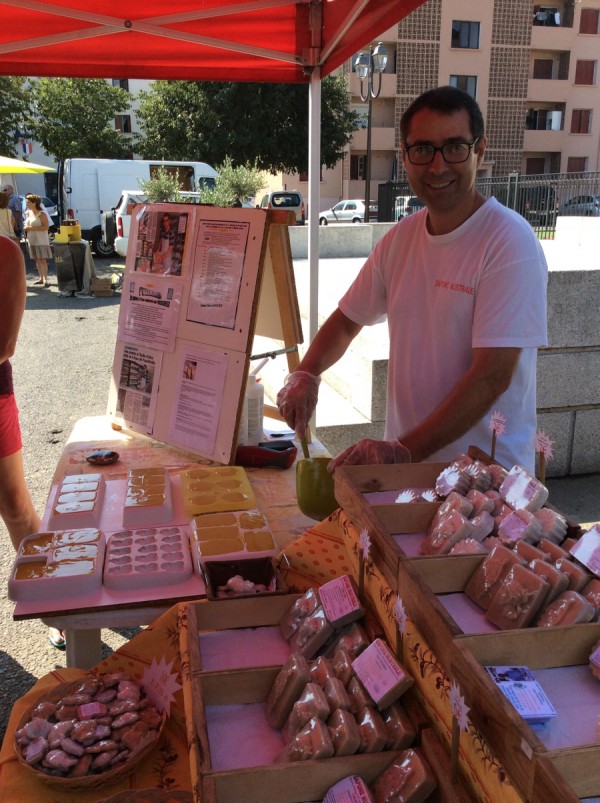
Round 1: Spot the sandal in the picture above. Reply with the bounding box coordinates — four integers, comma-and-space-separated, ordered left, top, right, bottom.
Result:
48, 627, 66, 649
33, 279, 44, 285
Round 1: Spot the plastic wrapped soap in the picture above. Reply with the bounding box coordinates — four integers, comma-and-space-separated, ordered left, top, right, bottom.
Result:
435, 465, 470, 498
452, 452, 474, 469
323, 775, 375, 803
266, 653, 311, 729
466, 489, 495, 516
535, 590, 596, 627
352, 638, 413, 710
318, 574, 364, 629
282, 682, 330, 742
538, 538, 570, 563
470, 511, 495, 542
277, 716, 334, 762
331, 648, 355, 688
356, 706, 388, 753
279, 587, 320, 640
421, 509, 473, 556
323, 677, 352, 712
373, 747, 437, 803
347, 674, 375, 714
582, 578, 600, 615
498, 509, 543, 547
488, 463, 509, 491
589, 640, 600, 681
381, 701, 416, 750
323, 622, 370, 659
449, 538, 488, 555
499, 465, 549, 512
327, 708, 361, 756
554, 557, 591, 592
464, 543, 524, 610
514, 540, 549, 564
484, 489, 505, 515
289, 606, 334, 659
464, 460, 492, 492
529, 558, 570, 606
534, 507, 568, 544
431, 491, 473, 524
309, 656, 335, 688
485, 564, 549, 630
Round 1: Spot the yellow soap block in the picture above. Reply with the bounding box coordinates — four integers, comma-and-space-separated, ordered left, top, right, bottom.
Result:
197, 536, 245, 556
192, 525, 241, 542
244, 530, 276, 552
239, 511, 269, 530
194, 512, 238, 528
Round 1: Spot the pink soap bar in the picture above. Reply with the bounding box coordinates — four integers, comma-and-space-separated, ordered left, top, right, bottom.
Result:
485, 564, 549, 630
327, 709, 361, 757
318, 574, 364, 628
373, 748, 437, 803
352, 638, 413, 709
381, 701, 416, 750
356, 706, 387, 753
77, 701, 107, 719
266, 653, 311, 729
464, 543, 524, 610
535, 590, 596, 627
323, 774, 375, 803
499, 464, 548, 512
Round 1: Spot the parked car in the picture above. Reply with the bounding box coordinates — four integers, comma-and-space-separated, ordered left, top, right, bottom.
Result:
558, 194, 600, 217
516, 185, 557, 227
257, 190, 305, 225
318, 199, 378, 225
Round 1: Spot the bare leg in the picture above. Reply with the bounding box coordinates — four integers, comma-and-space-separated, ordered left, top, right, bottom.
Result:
0, 449, 41, 550
36, 258, 48, 284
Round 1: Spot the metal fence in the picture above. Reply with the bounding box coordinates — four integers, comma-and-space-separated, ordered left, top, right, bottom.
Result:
377, 171, 600, 236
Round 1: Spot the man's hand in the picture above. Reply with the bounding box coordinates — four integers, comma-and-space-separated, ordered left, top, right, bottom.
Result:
276, 371, 320, 440
328, 438, 411, 473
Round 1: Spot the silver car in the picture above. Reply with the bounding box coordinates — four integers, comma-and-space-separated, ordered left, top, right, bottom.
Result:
319, 199, 377, 225
558, 194, 600, 217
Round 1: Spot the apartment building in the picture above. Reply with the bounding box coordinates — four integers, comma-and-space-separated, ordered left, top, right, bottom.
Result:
284, 0, 600, 213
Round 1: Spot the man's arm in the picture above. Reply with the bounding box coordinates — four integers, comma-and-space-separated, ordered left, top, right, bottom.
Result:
296, 307, 363, 375
0, 237, 26, 363
401, 347, 521, 462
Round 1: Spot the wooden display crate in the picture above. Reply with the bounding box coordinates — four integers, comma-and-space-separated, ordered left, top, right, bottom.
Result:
91, 277, 113, 296
451, 625, 600, 801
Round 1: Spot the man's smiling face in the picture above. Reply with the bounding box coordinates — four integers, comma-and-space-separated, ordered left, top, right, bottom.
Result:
402, 107, 486, 228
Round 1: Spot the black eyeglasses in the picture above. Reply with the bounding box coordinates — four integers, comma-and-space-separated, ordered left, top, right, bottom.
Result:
404, 138, 480, 165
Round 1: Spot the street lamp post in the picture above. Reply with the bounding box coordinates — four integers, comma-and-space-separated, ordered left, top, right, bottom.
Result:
354, 42, 388, 223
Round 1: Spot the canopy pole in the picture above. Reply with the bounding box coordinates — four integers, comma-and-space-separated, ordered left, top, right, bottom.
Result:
308, 67, 321, 345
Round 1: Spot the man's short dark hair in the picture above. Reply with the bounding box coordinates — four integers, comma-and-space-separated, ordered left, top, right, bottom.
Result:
400, 86, 485, 143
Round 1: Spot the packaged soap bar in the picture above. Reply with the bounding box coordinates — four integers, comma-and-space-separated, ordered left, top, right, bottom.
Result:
309, 656, 335, 687
568, 525, 600, 579
429, 492, 473, 528
582, 578, 600, 615
356, 706, 388, 753
421, 509, 473, 555
327, 709, 361, 756
529, 558, 569, 606
464, 544, 524, 610
534, 507, 568, 544
373, 748, 437, 803
464, 460, 492, 492
289, 606, 334, 659
318, 574, 364, 629
535, 590, 596, 627
352, 638, 413, 710
488, 463, 508, 491
554, 557, 591, 592
279, 587, 320, 640
323, 622, 370, 659
449, 538, 488, 555
466, 489, 495, 516
470, 511, 495, 542
277, 716, 334, 762
381, 701, 416, 750
323, 677, 352, 712
282, 682, 330, 742
485, 564, 549, 630
266, 653, 311, 729
331, 648, 355, 687
514, 540, 548, 564
347, 675, 375, 714
323, 775, 375, 803
498, 509, 542, 547
435, 464, 470, 498
539, 537, 570, 563
499, 465, 549, 512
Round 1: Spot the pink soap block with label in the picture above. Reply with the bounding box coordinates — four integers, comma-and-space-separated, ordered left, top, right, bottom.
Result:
323, 775, 375, 803
499, 465, 548, 512
352, 638, 413, 710
318, 574, 364, 629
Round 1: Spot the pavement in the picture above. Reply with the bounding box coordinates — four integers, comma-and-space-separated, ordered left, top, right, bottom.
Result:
0, 250, 598, 748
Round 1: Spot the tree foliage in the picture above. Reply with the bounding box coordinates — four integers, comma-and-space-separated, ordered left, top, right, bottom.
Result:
135, 77, 359, 173
0, 77, 30, 157
28, 78, 133, 161
200, 157, 266, 207
138, 166, 184, 202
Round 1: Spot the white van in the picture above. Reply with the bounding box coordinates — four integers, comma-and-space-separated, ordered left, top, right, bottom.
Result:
60, 158, 218, 256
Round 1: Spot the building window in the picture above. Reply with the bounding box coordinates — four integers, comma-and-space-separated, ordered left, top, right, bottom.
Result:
350, 155, 367, 180
451, 21, 480, 49
579, 8, 600, 34
574, 60, 596, 85
526, 158, 546, 174
112, 79, 129, 91
566, 156, 587, 172
115, 114, 132, 133
533, 59, 553, 79
449, 75, 477, 98
570, 109, 592, 134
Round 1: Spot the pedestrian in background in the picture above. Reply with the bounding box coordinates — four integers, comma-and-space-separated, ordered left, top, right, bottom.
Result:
23, 193, 52, 287
2, 185, 23, 239
0, 192, 19, 242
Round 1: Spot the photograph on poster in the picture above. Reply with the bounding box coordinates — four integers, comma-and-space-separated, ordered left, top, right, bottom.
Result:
170, 346, 228, 454
118, 279, 182, 353
133, 208, 189, 276
115, 343, 162, 432
187, 220, 250, 328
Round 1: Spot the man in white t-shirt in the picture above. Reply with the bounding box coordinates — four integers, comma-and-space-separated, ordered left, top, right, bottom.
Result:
277, 86, 548, 472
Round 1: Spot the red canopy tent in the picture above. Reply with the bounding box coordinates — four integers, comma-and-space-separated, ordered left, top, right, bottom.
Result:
0, 0, 426, 340
0, 0, 424, 82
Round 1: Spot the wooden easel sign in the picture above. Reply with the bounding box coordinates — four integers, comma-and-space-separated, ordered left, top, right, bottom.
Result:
106, 204, 302, 464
